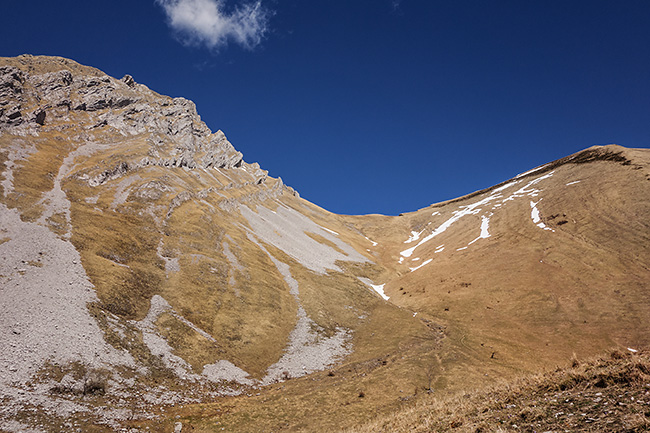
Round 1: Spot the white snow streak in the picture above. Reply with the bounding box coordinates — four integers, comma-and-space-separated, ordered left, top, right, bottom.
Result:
409, 258, 432, 273
400, 193, 499, 257
399, 170, 555, 258
516, 164, 549, 179
364, 236, 378, 246
468, 215, 490, 245
530, 200, 555, 232
492, 181, 517, 193
566, 180, 581, 186
321, 227, 339, 236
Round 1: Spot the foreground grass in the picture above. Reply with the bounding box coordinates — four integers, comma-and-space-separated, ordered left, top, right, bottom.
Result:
346, 349, 650, 433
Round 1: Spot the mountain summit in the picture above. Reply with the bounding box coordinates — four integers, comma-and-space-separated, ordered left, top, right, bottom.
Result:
1, 55, 649, 432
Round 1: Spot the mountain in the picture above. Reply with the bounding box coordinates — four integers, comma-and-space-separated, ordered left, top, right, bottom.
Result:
0, 55, 648, 432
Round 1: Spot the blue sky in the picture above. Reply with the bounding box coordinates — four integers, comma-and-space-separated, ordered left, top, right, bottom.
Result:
2, 1, 649, 215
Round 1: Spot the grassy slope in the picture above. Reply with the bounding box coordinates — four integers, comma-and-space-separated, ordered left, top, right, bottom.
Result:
343, 146, 650, 388
345, 349, 650, 433
2, 55, 650, 432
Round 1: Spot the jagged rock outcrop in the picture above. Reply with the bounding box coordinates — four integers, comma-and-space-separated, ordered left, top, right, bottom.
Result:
0, 54, 244, 172
0, 66, 25, 127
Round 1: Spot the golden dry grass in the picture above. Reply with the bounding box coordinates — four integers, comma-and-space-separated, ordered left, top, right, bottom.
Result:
2, 55, 650, 433
345, 349, 650, 433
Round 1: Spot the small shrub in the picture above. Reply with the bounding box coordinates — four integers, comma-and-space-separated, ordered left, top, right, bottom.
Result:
83, 370, 108, 395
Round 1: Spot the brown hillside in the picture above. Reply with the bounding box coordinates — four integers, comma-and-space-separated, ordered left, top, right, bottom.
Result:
0, 55, 648, 432
346, 349, 650, 433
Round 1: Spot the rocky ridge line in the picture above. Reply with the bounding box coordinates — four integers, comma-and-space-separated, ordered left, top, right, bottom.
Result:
0, 55, 246, 174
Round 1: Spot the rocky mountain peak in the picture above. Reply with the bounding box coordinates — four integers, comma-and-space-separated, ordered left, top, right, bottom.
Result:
0, 55, 246, 177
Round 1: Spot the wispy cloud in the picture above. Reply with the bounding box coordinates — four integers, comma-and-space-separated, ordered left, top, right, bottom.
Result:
156, 0, 270, 51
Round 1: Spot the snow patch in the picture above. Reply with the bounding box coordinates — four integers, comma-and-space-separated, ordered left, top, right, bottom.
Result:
530, 200, 555, 232
400, 171, 555, 259
566, 180, 581, 186
364, 236, 378, 246
404, 229, 424, 244
410, 258, 433, 273
401, 193, 500, 258
516, 164, 549, 179
468, 215, 491, 245
358, 278, 390, 300
492, 181, 518, 193
501, 171, 555, 204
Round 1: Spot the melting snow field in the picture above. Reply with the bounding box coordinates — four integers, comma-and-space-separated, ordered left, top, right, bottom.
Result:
399, 194, 494, 258
359, 278, 389, 300
468, 215, 490, 245
400, 170, 556, 259
404, 229, 424, 244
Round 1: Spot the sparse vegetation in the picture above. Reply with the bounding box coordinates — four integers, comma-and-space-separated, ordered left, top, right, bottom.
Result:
48, 362, 110, 396
346, 349, 650, 433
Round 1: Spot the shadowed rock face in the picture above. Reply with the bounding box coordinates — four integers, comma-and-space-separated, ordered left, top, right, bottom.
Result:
0, 55, 649, 432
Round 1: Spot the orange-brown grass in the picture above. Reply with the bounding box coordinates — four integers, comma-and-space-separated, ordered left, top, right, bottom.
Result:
130, 302, 443, 433
1, 132, 73, 222
345, 349, 650, 433
342, 150, 650, 389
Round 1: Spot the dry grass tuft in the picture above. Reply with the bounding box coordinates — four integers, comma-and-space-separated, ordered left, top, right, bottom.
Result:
345, 349, 650, 433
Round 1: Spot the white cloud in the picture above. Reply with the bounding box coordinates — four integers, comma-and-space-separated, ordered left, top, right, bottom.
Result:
156, 0, 270, 50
